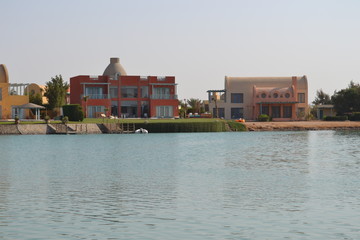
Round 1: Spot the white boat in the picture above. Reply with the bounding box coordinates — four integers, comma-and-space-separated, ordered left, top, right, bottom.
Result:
135, 128, 148, 134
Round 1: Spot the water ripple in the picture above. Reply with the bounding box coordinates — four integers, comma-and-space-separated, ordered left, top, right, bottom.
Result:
0, 132, 360, 239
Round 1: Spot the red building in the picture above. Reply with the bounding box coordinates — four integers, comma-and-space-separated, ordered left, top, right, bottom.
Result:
70, 58, 179, 118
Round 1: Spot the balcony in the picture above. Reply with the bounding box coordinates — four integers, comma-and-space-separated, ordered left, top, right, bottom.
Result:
81, 94, 109, 100
150, 94, 178, 100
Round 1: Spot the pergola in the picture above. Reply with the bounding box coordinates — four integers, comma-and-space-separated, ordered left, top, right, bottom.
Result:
16, 103, 45, 120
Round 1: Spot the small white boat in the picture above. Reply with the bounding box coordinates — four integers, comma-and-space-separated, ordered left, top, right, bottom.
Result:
135, 128, 148, 134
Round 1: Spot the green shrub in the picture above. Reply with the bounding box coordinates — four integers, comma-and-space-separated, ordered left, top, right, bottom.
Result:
324, 115, 348, 121
14, 116, 20, 124
350, 112, 360, 121
227, 121, 247, 131
258, 114, 270, 122
62, 116, 69, 124
44, 115, 50, 124
62, 104, 84, 121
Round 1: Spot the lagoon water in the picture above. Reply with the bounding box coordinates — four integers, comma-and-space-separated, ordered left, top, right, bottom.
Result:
0, 131, 360, 239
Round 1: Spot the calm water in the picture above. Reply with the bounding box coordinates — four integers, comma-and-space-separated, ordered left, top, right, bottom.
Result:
0, 131, 360, 239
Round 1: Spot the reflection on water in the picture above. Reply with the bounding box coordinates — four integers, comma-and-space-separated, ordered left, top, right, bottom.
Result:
0, 131, 360, 239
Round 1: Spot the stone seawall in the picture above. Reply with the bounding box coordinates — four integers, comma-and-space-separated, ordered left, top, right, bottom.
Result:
0, 124, 104, 135
2, 121, 360, 135
0, 125, 21, 135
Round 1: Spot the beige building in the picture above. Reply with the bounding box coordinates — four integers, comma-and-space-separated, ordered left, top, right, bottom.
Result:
316, 104, 336, 119
207, 76, 308, 120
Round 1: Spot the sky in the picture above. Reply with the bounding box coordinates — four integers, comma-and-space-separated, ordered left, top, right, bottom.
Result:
1, 0, 360, 102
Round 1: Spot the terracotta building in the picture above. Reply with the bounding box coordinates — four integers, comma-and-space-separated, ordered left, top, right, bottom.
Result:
207, 76, 308, 120
70, 58, 179, 118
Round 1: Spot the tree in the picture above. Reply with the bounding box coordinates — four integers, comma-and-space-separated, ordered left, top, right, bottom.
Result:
44, 75, 69, 110
179, 99, 188, 118
331, 81, 360, 115
312, 89, 332, 105
82, 95, 89, 118
187, 98, 202, 114
29, 92, 43, 105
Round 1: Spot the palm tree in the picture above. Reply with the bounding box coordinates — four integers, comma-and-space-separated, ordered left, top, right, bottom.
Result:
187, 98, 202, 114
82, 95, 89, 118
179, 99, 188, 118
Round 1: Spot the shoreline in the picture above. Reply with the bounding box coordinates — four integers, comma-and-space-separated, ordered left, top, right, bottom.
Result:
1, 121, 360, 135
243, 120, 360, 131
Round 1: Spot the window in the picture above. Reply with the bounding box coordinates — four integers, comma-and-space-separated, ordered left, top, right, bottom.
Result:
231, 108, 244, 119
261, 93, 267, 98
298, 93, 305, 103
141, 101, 149, 118
85, 87, 103, 99
156, 106, 173, 118
261, 105, 269, 115
154, 87, 170, 99
213, 108, 224, 118
110, 87, 118, 98
285, 93, 290, 98
111, 101, 118, 116
87, 105, 104, 118
231, 93, 243, 103
283, 106, 292, 118
121, 86, 138, 98
273, 93, 278, 98
271, 106, 281, 118
141, 86, 149, 98
121, 101, 138, 118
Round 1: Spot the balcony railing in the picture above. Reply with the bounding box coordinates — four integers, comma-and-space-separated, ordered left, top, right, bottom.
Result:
81, 94, 109, 100
150, 94, 178, 100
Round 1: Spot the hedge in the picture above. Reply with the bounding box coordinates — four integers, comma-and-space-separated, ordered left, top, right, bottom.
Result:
349, 112, 360, 121
134, 121, 227, 133
62, 104, 84, 122
324, 115, 348, 121
258, 114, 270, 122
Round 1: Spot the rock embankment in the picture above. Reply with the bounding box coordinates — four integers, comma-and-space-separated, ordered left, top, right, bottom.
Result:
244, 121, 360, 131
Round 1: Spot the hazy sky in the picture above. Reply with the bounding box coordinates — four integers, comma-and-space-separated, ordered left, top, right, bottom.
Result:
1, 0, 360, 102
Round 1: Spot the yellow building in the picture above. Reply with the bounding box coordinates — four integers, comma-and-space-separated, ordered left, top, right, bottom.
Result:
0, 64, 29, 119
25, 83, 48, 104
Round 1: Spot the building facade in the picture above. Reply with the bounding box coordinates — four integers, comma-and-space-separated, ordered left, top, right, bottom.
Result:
207, 76, 308, 120
25, 83, 48, 105
70, 58, 179, 118
0, 64, 30, 119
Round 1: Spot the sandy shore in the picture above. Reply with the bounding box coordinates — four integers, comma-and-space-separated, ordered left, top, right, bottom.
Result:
243, 121, 360, 131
